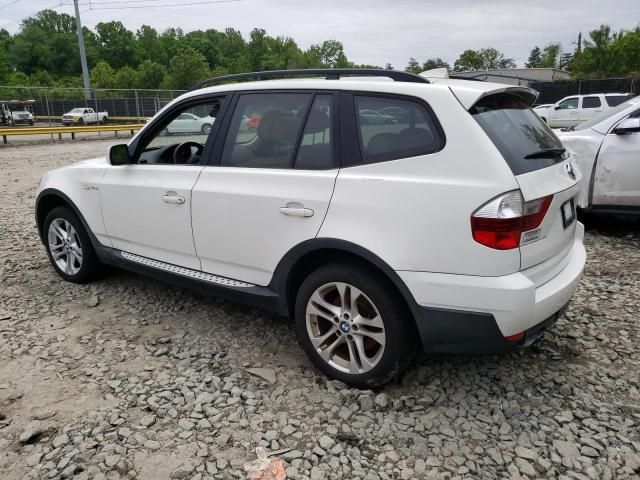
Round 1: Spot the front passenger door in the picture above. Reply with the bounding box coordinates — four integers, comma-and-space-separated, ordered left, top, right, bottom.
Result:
192, 92, 338, 285
549, 97, 579, 127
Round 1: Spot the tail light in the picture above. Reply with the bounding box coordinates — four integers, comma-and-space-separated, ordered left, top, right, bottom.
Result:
471, 190, 553, 250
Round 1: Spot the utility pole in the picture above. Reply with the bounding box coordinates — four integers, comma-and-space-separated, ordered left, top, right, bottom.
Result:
73, 0, 91, 100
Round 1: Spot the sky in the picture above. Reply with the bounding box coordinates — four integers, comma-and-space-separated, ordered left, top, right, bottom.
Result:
1, 0, 639, 69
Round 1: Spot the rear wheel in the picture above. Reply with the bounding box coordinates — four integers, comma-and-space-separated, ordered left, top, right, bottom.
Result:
43, 206, 101, 284
295, 263, 417, 388
201, 123, 212, 135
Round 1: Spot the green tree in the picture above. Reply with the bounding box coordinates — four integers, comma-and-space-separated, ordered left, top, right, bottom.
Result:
569, 25, 640, 77
95, 21, 138, 69
306, 40, 348, 68
136, 60, 166, 89
136, 25, 167, 65
539, 43, 561, 68
421, 58, 450, 71
453, 48, 515, 72
163, 47, 209, 89
90, 61, 115, 89
113, 66, 138, 89
525, 46, 542, 68
405, 57, 421, 74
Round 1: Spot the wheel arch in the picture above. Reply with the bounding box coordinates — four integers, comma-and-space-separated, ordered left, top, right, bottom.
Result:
36, 189, 100, 248
270, 239, 421, 323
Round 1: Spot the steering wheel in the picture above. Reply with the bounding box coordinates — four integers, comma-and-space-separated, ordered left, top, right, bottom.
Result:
172, 141, 204, 164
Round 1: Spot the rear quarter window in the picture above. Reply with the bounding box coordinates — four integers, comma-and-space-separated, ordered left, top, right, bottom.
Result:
471, 93, 564, 175
354, 95, 444, 164
605, 95, 634, 107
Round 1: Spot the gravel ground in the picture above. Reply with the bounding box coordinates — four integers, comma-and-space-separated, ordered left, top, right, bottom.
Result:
1, 139, 639, 480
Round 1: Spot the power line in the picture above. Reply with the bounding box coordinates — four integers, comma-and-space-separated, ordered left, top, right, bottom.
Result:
0, 0, 22, 11
82, 0, 241, 10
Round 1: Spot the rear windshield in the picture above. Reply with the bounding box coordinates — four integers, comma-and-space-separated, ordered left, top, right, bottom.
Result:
471, 93, 564, 175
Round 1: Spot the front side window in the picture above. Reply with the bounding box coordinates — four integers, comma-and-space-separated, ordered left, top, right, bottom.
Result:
137, 99, 221, 165
557, 98, 578, 110
354, 95, 443, 164
582, 96, 601, 108
221, 93, 312, 168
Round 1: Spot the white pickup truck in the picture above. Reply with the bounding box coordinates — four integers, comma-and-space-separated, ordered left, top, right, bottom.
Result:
535, 93, 634, 128
61, 108, 108, 125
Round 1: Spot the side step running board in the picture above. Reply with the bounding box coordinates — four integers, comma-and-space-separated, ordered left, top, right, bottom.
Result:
120, 251, 255, 288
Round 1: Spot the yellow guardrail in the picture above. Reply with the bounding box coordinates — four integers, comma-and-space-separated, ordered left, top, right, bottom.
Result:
0, 124, 145, 144
36, 115, 147, 122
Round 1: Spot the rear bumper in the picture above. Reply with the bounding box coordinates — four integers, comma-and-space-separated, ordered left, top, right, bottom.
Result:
399, 222, 586, 353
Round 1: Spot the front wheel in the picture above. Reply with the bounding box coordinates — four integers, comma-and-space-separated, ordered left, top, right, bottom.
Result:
43, 206, 101, 284
295, 263, 417, 388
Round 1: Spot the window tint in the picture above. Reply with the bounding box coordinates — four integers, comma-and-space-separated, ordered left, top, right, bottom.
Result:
138, 99, 221, 165
221, 93, 311, 168
605, 94, 634, 107
354, 96, 443, 163
582, 96, 601, 108
295, 95, 333, 170
471, 93, 564, 175
558, 98, 578, 109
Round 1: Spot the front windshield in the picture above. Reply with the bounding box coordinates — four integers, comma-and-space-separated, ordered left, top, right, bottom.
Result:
574, 96, 640, 131
70, 108, 85, 113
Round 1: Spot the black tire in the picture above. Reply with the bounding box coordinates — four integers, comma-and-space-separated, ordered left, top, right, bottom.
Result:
43, 206, 101, 284
78, 118, 84, 125
201, 123, 212, 135
294, 263, 417, 388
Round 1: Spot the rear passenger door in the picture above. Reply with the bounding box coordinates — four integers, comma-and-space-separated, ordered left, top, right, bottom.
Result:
191, 91, 338, 286
579, 96, 603, 122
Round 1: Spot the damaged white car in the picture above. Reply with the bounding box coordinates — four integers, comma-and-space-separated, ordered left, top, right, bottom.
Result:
558, 95, 640, 215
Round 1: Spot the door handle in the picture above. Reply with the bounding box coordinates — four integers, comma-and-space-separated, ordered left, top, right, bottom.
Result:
279, 202, 314, 217
162, 192, 185, 205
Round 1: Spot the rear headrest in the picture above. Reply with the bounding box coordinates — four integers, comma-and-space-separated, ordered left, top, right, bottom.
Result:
257, 110, 301, 143
366, 133, 403, 157
399, 127, 434, 149
304, 108, 330, 134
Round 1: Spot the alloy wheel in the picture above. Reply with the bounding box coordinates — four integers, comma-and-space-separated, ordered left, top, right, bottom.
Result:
305, 282, 386, 374
47, 218, 83, 275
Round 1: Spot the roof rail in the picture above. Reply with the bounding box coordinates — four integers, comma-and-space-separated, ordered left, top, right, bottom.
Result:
188, 68, 430, 91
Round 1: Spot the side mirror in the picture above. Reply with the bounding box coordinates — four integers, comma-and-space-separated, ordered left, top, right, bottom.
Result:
554, 105, 561, 110
613, 117, 640, 135
109, 144, 130, 165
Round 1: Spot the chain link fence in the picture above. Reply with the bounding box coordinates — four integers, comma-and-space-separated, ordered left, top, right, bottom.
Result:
0, 86, 187, 124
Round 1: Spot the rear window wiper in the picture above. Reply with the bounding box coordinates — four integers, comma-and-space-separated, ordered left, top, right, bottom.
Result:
524, 147, 566, 159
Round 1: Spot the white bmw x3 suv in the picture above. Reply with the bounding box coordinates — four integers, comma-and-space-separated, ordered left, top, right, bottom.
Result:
36, 69, 586, 387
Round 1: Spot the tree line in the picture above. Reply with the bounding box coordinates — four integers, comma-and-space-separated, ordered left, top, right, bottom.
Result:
404, 25, 640, 78
0, 10, 639, 93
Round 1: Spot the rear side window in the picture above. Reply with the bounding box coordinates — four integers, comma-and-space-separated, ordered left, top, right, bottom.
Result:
221, 93, 311, 168
471, 93, 564, 176
354, 96, 443, 164
582, 96, 601, 108
605, 94, 634, 107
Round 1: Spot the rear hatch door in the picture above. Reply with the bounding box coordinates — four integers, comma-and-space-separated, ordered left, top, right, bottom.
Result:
471, 92, 581, 271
